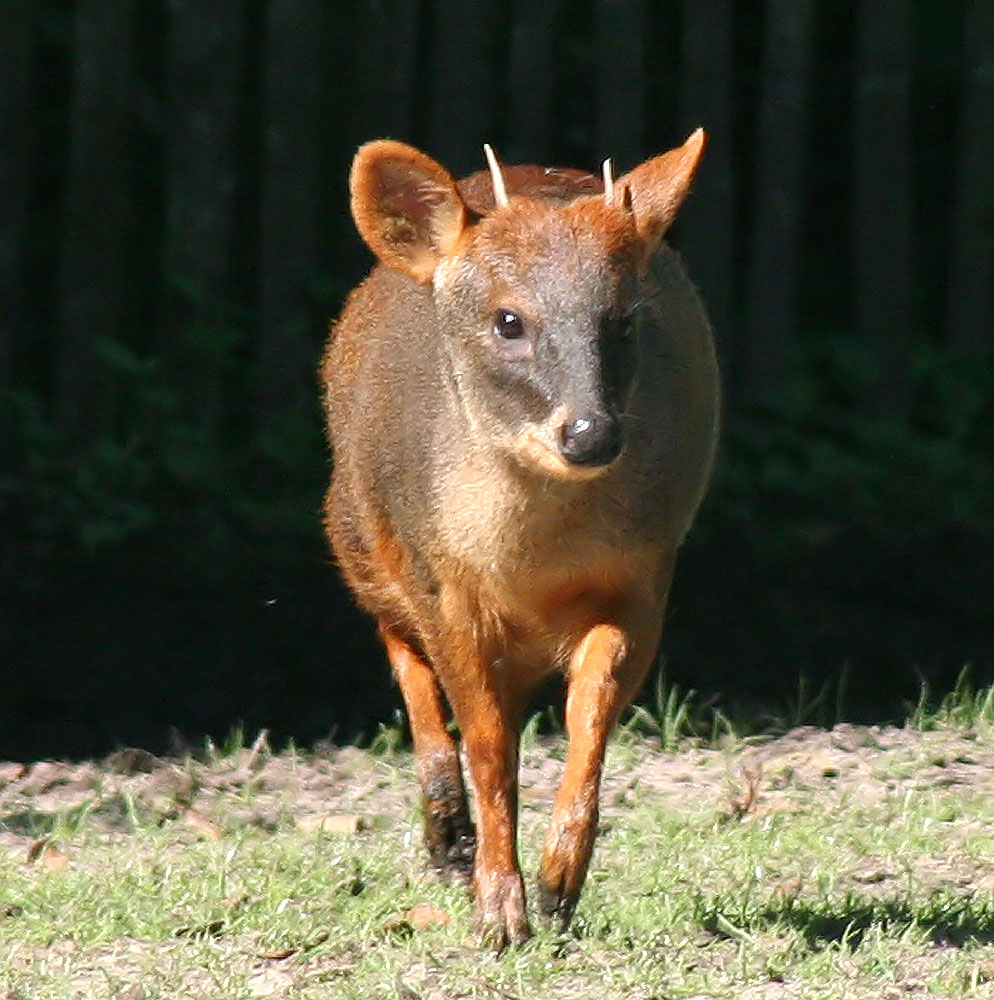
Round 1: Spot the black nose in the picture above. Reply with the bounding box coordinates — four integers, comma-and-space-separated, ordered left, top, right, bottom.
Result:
558, 412, 624, 467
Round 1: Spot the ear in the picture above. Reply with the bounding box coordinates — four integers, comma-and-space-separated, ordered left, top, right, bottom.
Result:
617, 129, 706, 256
349, 140, 468, 283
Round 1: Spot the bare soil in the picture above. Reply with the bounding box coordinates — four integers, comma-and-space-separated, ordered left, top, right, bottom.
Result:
3, 723, 994, 998
2, 722, 992, 876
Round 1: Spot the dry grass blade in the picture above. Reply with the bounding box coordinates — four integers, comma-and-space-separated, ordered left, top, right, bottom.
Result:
241, 729, 271, 773
727, 760, 763, 819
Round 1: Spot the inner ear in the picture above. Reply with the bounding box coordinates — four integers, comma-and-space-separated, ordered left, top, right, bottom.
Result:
617, 129, 706, 257
350, 140, 468, 282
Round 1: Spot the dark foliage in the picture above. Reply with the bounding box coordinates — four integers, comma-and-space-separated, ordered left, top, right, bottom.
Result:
1, 0, 992, 756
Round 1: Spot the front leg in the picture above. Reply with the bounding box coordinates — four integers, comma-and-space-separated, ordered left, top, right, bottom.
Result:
538, 615, 662, 928
433, 630, 531, 950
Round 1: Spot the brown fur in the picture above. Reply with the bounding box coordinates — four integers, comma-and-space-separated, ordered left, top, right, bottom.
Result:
321, 132, 719, 949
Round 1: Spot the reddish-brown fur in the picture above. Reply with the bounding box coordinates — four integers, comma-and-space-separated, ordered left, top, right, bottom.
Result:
321, 133, 719, 948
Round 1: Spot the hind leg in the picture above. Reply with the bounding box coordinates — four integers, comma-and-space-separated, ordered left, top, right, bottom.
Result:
380, 626, 475, 882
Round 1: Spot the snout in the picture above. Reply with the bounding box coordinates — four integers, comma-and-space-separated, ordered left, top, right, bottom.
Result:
558, 411, 624, 467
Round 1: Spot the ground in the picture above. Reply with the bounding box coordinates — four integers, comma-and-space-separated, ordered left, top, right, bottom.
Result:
2, 718, 994, 998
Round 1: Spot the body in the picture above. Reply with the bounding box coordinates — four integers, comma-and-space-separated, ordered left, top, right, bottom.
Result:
322, 135, 719, 947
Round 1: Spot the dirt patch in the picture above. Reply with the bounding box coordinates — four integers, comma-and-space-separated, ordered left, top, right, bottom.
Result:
4, 723, 994, 997
595, 723, 994, 822
2, 722, 993, 868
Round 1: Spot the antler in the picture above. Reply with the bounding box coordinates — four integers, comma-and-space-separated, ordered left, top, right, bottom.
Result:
602, 158, 615, 205
483, 143, 509, 209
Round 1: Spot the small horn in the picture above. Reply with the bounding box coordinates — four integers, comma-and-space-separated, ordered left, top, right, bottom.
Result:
602, 157, 615, 205
621, 184, 633, 213
483, 143, 509, 209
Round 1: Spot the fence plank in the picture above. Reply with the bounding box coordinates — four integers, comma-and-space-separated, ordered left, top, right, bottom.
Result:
505, 0, 561, 164
678, 0, 736, 384
946, 0, 994, 357
258, 0, 326, 422
593, 0, 646, 169
427, 0, 502, 173
741, 0, 815, 404
53, 0, 136, 441
351, 0, 420, 141
853, 0, 914, 416
0, 0, 33, 388
159, 0, 245, 432
6, 2, 989, 443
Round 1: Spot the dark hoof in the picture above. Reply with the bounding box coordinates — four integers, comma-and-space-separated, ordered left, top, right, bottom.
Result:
429, 828, 476, 885
537, 878, 579, 932
424, 788, 476, 885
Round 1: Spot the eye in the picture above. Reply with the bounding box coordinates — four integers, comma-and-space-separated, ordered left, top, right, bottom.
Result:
601, 311, 636, 341
493, 309, 525, 340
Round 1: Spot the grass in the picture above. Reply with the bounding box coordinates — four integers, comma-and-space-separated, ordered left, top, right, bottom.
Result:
909, 666, 994, 734
3, 682, 994, 998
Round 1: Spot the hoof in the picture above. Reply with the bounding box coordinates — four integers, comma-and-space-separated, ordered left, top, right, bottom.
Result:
537, 877, 579, 932
477, 872, 532, 952
423, 782, 476, 885
429, 829, 476, 886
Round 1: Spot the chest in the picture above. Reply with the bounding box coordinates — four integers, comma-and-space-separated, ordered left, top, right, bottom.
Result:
430, 453, 665, 651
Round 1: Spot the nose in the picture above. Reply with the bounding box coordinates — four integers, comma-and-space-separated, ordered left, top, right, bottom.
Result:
558, 411, 624, 467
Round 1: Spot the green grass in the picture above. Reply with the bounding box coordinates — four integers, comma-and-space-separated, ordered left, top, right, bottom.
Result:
909, 666, 994, 734
3, 685, 994, 998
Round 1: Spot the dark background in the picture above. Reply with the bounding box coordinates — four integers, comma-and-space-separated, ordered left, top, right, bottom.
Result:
1, 0, 992, 759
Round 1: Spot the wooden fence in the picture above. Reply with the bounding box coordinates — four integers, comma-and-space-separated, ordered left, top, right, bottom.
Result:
2, 0, 991, 449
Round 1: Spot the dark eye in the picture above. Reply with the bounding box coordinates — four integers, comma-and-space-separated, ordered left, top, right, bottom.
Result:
493, 310, 525, 340
602, 312, 635, 341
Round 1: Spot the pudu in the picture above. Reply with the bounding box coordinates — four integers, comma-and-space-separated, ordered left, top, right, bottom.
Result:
321, 130, 719, 948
